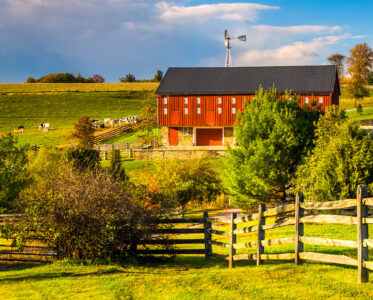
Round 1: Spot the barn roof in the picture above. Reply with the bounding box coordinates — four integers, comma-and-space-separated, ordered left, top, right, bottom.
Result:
156, 65, 338, 95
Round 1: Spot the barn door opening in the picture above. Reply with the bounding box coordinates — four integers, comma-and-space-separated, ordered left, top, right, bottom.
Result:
196, 128, 223, 146
169, 127, 178, 146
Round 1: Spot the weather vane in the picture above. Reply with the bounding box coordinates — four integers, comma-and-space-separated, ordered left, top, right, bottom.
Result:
224, 29, 246, 67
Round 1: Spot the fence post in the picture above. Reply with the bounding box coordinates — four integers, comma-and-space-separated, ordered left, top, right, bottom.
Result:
257, 204, 266, 266
295, 192, 304, 265
229, 212, 237, 268
357, 184, 368, 283
203, 211, 212, 261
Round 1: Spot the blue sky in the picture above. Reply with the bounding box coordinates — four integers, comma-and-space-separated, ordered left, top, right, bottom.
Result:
0, 0, 372, 82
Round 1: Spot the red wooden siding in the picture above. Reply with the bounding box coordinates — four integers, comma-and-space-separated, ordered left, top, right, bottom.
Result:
158, 93, 336, 127
169, 128, 178, 146
196, 128, 223, 146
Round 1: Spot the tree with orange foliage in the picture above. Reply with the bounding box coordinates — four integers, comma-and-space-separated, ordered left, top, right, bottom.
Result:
72, 115, 95, 148
345, 42, 373, 106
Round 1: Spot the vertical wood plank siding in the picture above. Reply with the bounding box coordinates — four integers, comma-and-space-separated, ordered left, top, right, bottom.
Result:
158, 93, 333, 127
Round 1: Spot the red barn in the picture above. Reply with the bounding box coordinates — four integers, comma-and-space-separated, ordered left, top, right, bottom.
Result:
156, 65, 339, 147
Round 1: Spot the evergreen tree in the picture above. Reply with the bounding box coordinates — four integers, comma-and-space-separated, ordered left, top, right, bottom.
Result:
72, 115, 95, 149
223, 87, 321, 205
110, 149, 128, 183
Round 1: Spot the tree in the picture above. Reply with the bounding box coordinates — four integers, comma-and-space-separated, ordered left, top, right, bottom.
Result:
92, 74, 105, 83
26, 77, 36, 83
327, 53, 346, 79
368, 71, 373, 85
71, 115, 95, 149
294, 106, 373, 202
154, 70, 164, 81
137, 105, 157, 146
119, 73, 136, 83
38, 73, 76, 83
223, 87, 321, 205
0, 134, 29, 212
66, 148, 100, 172
345, 43, 373, 106
110, 149, 129, 183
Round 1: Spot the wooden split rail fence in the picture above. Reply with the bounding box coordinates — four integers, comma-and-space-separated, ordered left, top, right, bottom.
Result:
209, 185, 373, 283
93, 123, 142, 145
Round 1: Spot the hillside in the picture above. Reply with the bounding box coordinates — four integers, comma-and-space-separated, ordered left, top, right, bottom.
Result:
0, 83, 158, 146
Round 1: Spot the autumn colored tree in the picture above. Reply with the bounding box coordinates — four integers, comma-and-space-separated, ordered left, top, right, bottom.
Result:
137, 105, 158, 146
72, 115, 95, 149
327, 53, 346, 79
345, 43, 373, 106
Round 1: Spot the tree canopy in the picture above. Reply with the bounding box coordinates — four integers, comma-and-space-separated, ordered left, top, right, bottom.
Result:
327, 53, 346, 78
223, 87, 321, 205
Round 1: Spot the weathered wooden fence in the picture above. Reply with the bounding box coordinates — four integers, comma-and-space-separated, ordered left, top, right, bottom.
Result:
0, 214, 56, 263
209, 185, 373, 283
93, 122, 142, 144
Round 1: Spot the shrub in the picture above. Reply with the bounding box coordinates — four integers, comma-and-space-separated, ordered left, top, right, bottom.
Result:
0, 134, 29, 212
38, 73, 77, 83
294, 106, 373, 201
109, 149, 129, 183
12, 167, 164, 260
66, 148, 100, 172
357, 104, 363, 115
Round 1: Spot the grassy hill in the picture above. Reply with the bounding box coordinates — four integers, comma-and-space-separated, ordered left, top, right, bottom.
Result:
0, 83, 158, 146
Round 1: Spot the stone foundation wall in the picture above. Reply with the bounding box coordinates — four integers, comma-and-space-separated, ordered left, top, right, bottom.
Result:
224, 127, 234, 146
133, 149, 227, 160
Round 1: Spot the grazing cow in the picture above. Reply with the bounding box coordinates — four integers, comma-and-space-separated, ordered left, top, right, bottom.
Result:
18, 126, 24, 133
103, 118, 111, 124
43, 123, 50, 131
39, 123, 44, 131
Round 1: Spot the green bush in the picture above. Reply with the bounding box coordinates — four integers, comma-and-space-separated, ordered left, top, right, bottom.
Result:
66, 148, 100, 172
294, 106, 373, 201
11, 167, 164, 260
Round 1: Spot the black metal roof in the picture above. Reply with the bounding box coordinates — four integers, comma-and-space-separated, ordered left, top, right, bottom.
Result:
156, 65, 338, 95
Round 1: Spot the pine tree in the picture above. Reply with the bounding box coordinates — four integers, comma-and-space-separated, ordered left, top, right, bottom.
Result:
72, 115, 95, 149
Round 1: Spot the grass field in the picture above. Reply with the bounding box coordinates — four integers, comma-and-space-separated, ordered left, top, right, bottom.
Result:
2, 219, 373, 299
0, 83, 158, 146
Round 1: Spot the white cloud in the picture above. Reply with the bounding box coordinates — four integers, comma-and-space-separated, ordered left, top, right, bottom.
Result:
237, 35, 351, 66
156, 2, 279, 23
251, 25, 342, 34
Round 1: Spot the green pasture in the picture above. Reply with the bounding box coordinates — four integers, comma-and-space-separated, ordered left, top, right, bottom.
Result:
2, 218, 373, 299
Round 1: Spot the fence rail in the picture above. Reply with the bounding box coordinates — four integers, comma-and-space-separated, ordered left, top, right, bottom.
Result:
208, 184, 371, 284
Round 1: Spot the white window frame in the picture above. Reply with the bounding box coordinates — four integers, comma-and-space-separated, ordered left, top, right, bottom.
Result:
232, 107, 236, 114
319, 97, 323, 104
163, 108, 167, 115
197, 107, 201, 114
184, 108, 188, 115
163, 97, 167, 104
184, 98, 188, 104
196, 98, 201, 104
305, 97, 309, 104
232, 97, 236, 104
218, 107, 222, 114
217, 97, 222, 104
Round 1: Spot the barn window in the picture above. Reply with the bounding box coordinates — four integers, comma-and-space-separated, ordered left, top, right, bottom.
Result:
183, 127, 189, 136
232, 107, 236, 114
197, 107, 201, 114
184, 108, 188, 114
232, 97, 236, 104
184, 98, 188, 104
305, 97, 309, 104
163, 108, 167, 115
196, 98, 201, 104
163, 97, 167, 104
217, 97, 222, 104
218, 107, 222, 114
319, 97, 323, 104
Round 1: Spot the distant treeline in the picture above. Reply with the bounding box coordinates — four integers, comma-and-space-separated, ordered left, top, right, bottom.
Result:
26, 73, 104, 83
119, 70, 163, 83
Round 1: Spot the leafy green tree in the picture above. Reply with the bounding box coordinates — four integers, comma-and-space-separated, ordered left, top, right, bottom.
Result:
72, 115, 95, 149
109, 149, 129, 183
153, 70, 164, 81
119, 73, 136, 83
26, 77, 36, 83
0, 134, 29, 212
294, 106, 373, 201
66, 148, 100, 173
223, 87, 321, 205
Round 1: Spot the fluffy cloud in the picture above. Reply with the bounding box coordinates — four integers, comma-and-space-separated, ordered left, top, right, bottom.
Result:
251, 25, 342, 34
157, 2, 279, 23
237, 35, 352, 66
